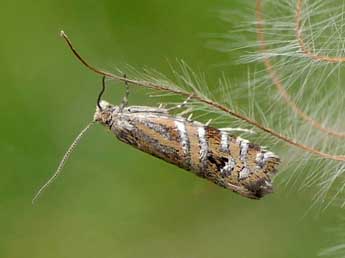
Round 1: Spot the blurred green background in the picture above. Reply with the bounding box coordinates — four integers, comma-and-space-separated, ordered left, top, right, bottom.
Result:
0, 0, 340, 257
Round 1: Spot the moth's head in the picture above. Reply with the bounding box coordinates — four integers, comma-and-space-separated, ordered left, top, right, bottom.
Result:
94, 100, 119, 126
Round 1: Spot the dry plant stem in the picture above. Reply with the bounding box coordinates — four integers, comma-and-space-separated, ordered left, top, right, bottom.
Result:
256, 0, 345, 138
60, 31, 345, 161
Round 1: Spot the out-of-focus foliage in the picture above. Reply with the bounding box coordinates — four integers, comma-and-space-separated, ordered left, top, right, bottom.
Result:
0, 1, 341, 258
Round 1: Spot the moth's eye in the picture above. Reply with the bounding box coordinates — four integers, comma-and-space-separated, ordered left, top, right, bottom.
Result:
105, 105, 114, 110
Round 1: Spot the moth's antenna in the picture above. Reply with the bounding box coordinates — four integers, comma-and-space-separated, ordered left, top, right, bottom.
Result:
97, 76, 106, 111
32, 122, 95, 204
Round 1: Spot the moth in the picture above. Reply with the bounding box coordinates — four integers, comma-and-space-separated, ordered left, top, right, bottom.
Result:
32, 32, 280, 203
94, 96, 279, 200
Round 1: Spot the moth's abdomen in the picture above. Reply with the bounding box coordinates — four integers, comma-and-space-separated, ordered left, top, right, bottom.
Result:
104, 109, 280, 199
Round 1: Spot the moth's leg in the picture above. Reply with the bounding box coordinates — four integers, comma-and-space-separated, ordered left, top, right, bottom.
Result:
126, 106, 169, 114
177, 107, 193, 118
168, 94, 193, 111
219, 127, 256, 134
205, 119, 212, 126
158, 103, 167, 109
120, 74, 130, 111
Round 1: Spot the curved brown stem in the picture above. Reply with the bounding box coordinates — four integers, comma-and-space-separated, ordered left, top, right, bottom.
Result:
295, 0, 345, 63
256, 0, 345, 138
60, 31, 345, 161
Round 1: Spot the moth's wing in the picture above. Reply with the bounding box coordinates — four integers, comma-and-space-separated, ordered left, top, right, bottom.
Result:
211, 128, 280, 199
223, 181, 263, 199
